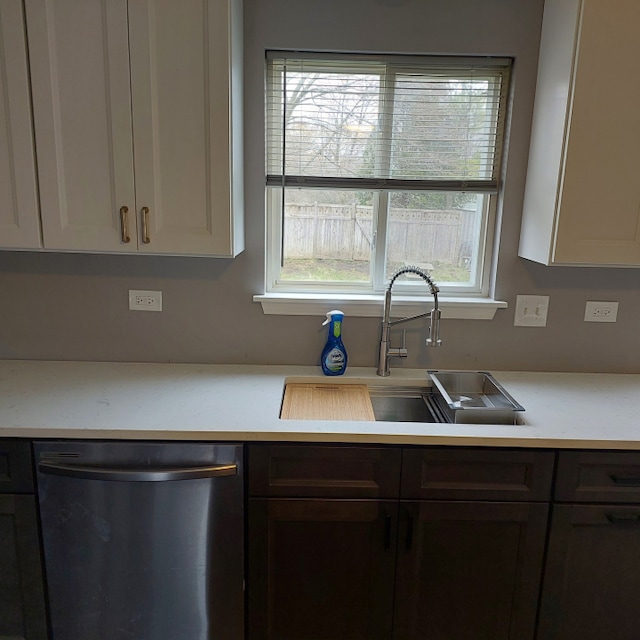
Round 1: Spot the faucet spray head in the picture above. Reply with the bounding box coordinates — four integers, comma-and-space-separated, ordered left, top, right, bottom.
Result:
427, 308, 442, 347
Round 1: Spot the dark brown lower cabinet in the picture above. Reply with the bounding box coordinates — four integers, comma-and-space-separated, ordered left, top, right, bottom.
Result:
248, 498, 398, 640
248, 498, 549, 640
0, 495, 48, 640
248, 445, 554, 640
393, 501, 549, 640
537, 504, 640, 640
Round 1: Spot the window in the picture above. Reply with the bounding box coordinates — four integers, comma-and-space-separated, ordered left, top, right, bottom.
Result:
264, 52, 511, 305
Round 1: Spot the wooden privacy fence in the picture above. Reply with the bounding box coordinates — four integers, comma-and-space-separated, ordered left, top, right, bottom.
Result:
284, 203, 476, 265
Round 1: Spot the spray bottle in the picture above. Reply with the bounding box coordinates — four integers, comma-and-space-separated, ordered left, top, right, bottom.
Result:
320, 310, 348, 376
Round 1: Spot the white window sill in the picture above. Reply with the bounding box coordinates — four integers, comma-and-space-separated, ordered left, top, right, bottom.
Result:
253, 293, 507, 320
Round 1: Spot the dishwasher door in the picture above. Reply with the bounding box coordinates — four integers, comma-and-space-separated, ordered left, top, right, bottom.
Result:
34, 441, 243, 640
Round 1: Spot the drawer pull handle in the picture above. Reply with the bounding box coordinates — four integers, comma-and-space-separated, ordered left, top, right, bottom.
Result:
610, 474, 640, 487
606, 514, 640, 526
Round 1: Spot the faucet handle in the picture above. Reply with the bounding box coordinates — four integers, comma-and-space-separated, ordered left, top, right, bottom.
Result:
389, 329, 408, 359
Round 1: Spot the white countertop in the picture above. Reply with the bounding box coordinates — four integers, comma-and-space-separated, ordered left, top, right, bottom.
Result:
0, 360, 638, 449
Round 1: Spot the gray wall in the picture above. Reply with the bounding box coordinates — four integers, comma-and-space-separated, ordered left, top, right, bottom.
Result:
1, 0, 638, 373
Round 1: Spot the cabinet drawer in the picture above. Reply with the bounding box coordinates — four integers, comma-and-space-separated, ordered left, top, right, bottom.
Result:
556, 451, 640, 503
0, 441, 34, 494
401, 448, 555, 501
248, 445, 401, 498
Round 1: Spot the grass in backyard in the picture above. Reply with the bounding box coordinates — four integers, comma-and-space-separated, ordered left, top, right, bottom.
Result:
281, 259, 471, 283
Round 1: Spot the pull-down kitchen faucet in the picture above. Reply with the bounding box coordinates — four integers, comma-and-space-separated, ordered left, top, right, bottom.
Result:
377, 266, 442, 376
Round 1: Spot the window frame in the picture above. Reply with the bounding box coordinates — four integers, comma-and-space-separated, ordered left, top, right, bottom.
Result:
261, 51, 511, 312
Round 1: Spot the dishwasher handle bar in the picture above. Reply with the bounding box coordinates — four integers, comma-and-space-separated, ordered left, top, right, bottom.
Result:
38, 460, 238, 482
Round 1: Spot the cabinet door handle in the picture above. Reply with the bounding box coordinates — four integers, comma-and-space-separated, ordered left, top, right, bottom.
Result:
610, 474, 640, 487
384, 514, 392, 550
405, 514, 414, 550
141, 206, 151, 244
606, 513, 640, 526
119, 206, 130, 243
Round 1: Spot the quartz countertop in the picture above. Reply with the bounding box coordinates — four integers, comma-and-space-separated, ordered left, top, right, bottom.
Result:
0, 360, 638, 449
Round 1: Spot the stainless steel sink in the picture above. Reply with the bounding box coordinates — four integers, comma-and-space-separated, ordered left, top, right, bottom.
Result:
429, 371, 525, 424
368, 386, 446, 423
367, 373, 525, 424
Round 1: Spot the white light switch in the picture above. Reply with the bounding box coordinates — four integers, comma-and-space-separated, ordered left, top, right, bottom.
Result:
514, 295, 549, 327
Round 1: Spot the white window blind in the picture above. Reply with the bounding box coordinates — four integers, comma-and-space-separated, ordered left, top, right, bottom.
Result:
266, 53, 511, 192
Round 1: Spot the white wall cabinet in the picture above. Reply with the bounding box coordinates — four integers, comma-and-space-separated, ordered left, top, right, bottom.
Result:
25, 0, 243, 257
519, 0, 640, 267
0, 0, 41, 249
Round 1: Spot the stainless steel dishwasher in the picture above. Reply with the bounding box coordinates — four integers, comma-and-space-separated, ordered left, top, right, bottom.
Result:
34, 441, 243, 640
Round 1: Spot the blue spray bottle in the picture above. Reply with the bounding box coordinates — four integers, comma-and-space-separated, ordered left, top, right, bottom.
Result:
320, 310, 348, 376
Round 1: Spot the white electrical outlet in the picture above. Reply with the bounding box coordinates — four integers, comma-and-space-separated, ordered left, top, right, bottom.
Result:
584, 301, 618, 323
129, 290, 162, 312
514, 295, 549, 327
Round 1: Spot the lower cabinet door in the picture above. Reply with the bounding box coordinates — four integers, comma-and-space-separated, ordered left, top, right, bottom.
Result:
0, 495, 48, 640
393, 501, 549, 640
248, 498, 397, 640
538, 504, 640, 640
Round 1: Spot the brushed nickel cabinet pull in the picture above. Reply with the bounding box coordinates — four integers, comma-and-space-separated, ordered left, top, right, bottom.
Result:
141, 206, 151, 244
119, 206, 130, 243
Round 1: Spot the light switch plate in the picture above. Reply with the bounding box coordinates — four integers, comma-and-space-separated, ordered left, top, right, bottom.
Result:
514, 295, 549, 327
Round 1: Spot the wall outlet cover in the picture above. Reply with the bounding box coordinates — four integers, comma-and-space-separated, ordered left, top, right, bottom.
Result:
584, 301, 618, 323
129, 290, 163, 312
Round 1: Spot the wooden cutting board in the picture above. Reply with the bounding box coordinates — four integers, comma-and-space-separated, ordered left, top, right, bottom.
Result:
281, 383, 375, 421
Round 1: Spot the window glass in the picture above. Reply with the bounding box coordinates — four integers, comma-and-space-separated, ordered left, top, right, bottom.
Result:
266, 54, 510, 295
280, 188, 374, 285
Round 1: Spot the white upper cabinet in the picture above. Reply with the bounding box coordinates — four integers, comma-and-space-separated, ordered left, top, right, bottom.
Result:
519, 0, 640, 267
26, 0, 135, 253
25, 0, 243, 256
0, 0, 41, 249
129, 0, 244, 256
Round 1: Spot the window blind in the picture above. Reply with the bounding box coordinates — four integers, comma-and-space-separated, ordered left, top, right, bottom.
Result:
266, 53, 511, 193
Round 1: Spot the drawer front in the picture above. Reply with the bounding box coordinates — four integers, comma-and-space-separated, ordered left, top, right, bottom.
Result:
248, 445, 402, 499
401, 448, 555, 502
0, 441, 34, 494
556, 451, 640, 503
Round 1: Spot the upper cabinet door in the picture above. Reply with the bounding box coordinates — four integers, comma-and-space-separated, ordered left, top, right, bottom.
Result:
129, 0, 244, 257
519, 0, 640, 266
0, 0, 41, 249
26, 0, 137, 252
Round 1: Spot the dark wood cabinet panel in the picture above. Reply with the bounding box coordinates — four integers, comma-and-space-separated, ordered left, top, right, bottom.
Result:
393, 501, 549, 640
538, 504, 640, 640
248, 498, 397, 640
0, 440, 34, 493
555, 451, 640, 503
249, 444, 402, 498
247, 445, 554, 640
401, 448, 555, 502
0, 495, 48, 640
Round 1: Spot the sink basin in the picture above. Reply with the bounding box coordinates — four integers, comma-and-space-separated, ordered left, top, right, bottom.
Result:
367, 373, 525, 425
368, 387, 446, 423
